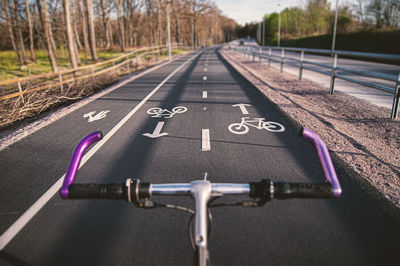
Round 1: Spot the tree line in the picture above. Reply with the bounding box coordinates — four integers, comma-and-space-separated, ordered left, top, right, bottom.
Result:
0, 0, 237, 72
236, 0, 400, 44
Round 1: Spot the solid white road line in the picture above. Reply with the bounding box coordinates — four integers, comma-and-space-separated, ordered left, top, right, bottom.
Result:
0, 54, 188, 151
202, 91, 207, 98
202, 129, 211, 151
0, 52, 200, 251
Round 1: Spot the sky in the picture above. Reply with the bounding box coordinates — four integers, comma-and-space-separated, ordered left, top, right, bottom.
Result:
214, 0, 339, 25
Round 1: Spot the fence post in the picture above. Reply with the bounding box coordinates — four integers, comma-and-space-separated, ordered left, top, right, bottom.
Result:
391, 72, 400, 119
280, 49, 285, 73
91, 66, 95, 81
17, 80, 25, 103
59, 73, 63, 94
329, 54, 338, 94
268, 48, 271, 68
126, 55, 130, 72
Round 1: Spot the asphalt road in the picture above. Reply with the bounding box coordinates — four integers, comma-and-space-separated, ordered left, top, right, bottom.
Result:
241, 41, 399, 110
0, 47, 399, 266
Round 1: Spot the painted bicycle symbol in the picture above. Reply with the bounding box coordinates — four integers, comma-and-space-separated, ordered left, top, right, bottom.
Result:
228, 117, 285, 135
147, 106, 187, 118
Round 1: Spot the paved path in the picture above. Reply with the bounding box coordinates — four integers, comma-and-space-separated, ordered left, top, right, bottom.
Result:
0, 48, 399, 265
240, 41, 399, 110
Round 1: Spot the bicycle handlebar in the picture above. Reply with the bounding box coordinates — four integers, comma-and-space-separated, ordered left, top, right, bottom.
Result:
60, 127, 342, 200
299, 128, 342, 197
60, 131, 103, 199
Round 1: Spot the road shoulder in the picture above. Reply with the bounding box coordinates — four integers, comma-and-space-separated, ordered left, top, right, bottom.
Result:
220, 46, 400, 208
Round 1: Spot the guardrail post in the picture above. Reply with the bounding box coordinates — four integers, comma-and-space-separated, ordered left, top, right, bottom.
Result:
329, 54, 338, 95
280, 49, 285, 73
268, 48, 272, 68
252, 52, 255, 62
259, 48, 262, 63
391, 72, 400, 119
299, 50, 304, 80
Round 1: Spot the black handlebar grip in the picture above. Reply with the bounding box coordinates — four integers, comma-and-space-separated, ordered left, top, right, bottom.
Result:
67, 183, 126, 200
274, 182, 334, 199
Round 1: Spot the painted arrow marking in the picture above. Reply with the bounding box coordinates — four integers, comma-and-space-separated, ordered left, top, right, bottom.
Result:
143, 121, 168, 138
83, 110, 111, 122
232, 103, 251, 115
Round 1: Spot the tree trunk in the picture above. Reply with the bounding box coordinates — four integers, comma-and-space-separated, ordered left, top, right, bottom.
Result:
100, 0, 111, 49
79, 1, 90, 56
26, 0, 36, 61
2, 0, 23, 67
157, 0, 162, 46
85, 0, 98, 61
12, 0, 28, 62
42, 0, 57, 56
37, 0, 58, 72
114, 0, 126, 52
72, 1, 83, 50
62, 0, 78, 68
146, 0, 153, 47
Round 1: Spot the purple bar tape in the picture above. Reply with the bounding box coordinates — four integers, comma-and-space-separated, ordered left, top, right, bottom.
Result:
300, 128, 342, 197
60, 131, 103, 198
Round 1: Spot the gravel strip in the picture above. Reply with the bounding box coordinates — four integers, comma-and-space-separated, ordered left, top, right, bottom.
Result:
221, 46, 400, 207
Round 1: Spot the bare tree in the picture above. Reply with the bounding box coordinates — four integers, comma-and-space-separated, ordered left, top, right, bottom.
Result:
2, 0, 23, 66
11, 0, 28, 62
78, 0, 89, 56
85, 0, 98, 61
37, 0, 58, 72
25, 0, 36, 61
62, 0, 78, 68
99, 0, 112, 49
114, 0, 126, 51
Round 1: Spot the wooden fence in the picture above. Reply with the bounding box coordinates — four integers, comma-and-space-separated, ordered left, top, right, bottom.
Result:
0, 44, 183, 100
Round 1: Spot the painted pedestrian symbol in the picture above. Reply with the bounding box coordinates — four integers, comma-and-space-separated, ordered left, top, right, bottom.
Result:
83, 110, 111, 122
147, 106, 187, 118
228, 117, 285, 135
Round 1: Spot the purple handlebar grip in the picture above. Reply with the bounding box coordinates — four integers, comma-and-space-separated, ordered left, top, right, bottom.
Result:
60, 131, 103, 199
300, 128, 342, 197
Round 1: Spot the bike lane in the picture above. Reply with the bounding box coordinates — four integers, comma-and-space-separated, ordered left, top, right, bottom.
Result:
0, 52, 200, 250
1, 47, 399, 266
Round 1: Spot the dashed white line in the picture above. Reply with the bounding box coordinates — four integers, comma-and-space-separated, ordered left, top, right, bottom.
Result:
0, 52, 200, 251
202, 129, 211, 151
204, 68, 207, 72
203, 76, 207, 81
202, 91, 207, 98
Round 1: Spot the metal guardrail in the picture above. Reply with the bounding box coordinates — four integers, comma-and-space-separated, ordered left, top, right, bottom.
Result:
230, 43, 400, 119
0, 44, 185, 101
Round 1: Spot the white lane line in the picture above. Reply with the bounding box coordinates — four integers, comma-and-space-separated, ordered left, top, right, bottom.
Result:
204, 68, 207, 72
0, 54, 187, 151
202, 129, 211, 151
203, 76, 207, 81
202, 91, 207, 98
0, 52, 200, 251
